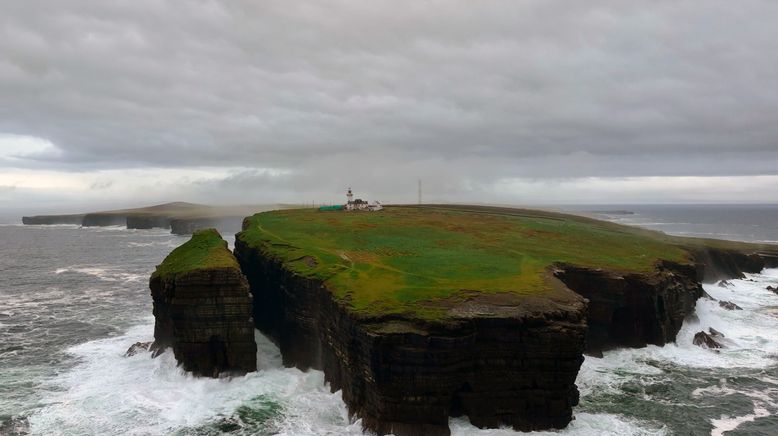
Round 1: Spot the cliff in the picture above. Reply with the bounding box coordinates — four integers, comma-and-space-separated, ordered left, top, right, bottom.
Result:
22, 202, 280, 234
82, 213, 128, 227
554, 260, 703, 352
21, 214, 84, 225
235, 238, 587, 435
688, 247, 768, 282
126, 215, 172, 229
150, 229, 256, 377
230, 205, 778, 434
170, 216, 244, 235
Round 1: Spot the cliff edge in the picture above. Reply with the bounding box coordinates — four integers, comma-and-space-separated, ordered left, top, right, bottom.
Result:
150, 229, 256, 376
233, 206, 706, 435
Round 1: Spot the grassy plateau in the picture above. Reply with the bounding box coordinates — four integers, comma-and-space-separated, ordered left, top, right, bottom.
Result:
235, 205, 772, 320
152, 228, 238, 280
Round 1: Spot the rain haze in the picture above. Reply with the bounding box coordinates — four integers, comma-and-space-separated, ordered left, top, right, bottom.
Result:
2, 0, 778, 215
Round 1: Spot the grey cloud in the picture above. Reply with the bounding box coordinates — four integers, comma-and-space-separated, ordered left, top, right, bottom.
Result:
1, 0, 778, 205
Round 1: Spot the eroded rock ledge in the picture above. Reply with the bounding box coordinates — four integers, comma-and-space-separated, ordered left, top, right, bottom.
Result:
234, 238, 588, 436
150, 229, 256, 376
554, 260, 702, 353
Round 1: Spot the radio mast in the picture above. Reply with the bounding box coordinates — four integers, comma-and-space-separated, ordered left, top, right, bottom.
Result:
418, 179, 422, 205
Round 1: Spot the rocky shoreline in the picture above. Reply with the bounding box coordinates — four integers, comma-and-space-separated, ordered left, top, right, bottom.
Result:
230, 236, 775, 435
554, 260, 703, 353
139, 205, 778, 436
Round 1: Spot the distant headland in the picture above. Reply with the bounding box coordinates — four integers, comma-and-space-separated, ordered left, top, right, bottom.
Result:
21, 202, 282, 235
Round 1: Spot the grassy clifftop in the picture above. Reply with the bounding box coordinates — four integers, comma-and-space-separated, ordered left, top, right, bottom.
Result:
238, 206, 712, 319
152, 228, 238, 279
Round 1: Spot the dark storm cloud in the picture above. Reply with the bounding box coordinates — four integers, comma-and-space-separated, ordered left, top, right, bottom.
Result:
1, 0, 778, 202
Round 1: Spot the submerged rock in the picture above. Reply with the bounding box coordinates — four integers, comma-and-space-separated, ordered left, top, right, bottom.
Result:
709, 327, 725, 337
717, 280, 733, 288
150, 229, 256, 377
693, 331, 724, 349
718, 300, 742, 310
767, 285, 777, 295
701, 290, 718, 301
124, 341, 152, 357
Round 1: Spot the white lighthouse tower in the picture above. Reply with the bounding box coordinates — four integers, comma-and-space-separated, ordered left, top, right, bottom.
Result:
346, 188, 354, 210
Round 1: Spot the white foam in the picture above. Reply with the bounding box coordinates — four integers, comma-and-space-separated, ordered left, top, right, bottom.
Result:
710, 404, 770, 436
54, 266, 145, 283
580, 270, 778, 373
27, 323, 364, 436
26, 270, 778, 436
450, 413, 667, 436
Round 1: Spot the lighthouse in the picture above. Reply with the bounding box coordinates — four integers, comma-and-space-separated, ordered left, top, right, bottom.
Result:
347, 187, 354, 204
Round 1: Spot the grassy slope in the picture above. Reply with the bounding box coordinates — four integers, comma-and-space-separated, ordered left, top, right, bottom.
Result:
152, 228, 238, 279
239, 205, 747, 319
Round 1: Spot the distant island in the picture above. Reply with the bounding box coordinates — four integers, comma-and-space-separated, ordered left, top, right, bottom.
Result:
145, 204, 778, 435
21, 202, 282, 235
586, 209, 635, 215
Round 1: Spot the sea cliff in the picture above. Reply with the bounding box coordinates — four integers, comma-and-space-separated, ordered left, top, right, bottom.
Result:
23, 202, 277, 234
229, 206, 778, 435
234, 237, 588, 435
554, 260, 703, 352
150, 229, 256, 376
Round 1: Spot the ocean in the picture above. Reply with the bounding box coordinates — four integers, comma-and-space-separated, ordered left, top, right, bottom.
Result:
1, 205, 777, 435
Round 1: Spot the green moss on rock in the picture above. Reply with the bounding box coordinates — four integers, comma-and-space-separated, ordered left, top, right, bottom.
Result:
152, 228, 238, 279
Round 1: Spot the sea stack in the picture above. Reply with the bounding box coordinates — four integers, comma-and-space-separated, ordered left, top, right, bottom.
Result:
149, 229, 256, 376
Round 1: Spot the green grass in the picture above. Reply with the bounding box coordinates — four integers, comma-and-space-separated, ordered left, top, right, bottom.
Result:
152, 228, 238, 279
236, 205, 768, 319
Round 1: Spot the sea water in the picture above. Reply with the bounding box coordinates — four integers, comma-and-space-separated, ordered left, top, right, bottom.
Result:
1, 205, 777, 435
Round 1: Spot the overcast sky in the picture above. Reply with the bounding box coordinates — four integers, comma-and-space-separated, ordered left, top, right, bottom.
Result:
2, 0, 778, 214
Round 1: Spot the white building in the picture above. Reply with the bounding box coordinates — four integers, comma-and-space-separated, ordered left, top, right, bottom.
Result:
345, 188, 382, 211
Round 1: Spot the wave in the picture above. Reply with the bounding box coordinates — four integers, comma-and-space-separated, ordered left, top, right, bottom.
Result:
27, 326, 667, 436
26, 270, 778, 436
54, 266, 145, 283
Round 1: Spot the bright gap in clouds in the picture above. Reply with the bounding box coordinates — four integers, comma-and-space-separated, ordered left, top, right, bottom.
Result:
0, 134, 61, 160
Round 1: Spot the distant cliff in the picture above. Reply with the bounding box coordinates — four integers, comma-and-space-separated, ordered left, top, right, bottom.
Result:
22, 202, 280, 235
150, 229, 256, 377
22, 214, 84, 225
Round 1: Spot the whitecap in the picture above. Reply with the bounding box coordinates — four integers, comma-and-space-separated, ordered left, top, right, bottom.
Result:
450, 413, 667, 436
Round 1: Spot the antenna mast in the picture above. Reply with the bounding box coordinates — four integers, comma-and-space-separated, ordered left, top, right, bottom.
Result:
418, 179, 422, 205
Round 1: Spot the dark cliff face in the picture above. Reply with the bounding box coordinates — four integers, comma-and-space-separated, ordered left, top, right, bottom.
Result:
554, 261, 703, 353
170, 216, 245, 235
82, 213, 126, 227
126, 215, 172, 229
689, 248, 766, 282
21, 214, 84, 225
234, 238, 588, 436
149, 267, 257, 377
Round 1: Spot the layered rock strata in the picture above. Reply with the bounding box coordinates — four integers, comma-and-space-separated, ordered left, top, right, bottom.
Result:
553, 260, 703, 352
21, 214, 84, 225
690, 248, 766, 282
126, 215, 172, 229
82, 213, 126, 227
234, 238, 588, 436
170, 216, 244, 235
150, 230, 256, 376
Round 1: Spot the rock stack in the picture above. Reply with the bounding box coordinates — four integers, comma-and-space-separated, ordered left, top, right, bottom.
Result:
149, 229, 256, 377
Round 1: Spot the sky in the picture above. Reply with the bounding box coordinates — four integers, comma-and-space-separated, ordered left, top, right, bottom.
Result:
2, 0, 778, 214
